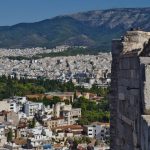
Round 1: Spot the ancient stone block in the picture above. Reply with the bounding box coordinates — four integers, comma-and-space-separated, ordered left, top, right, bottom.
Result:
110, 31, 150, 150
141, 115, 150, 150
129, 89, 139, 96
118, 78, 131, 87
118, 93, 125, 100
129, 57, 139, 69
130, 69, 139, 79
143, 65, 150, 112
129, 95, 135, 106
119, 58, 130, 70
119, 114, 134, 126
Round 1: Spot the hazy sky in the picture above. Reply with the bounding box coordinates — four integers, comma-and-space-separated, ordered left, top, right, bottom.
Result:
0, 0, 150, 26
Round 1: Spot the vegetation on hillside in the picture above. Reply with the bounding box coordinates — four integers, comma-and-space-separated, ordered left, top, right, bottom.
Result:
73, 96, 109, 124
0, 75, 108, 99
33, 47, 100, 58
7, 47, 104, 61
1, 8, 150, 50
0, 75, 110, 123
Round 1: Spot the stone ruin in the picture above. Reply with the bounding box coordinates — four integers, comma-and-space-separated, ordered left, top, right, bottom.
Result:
110, 30, 150, 150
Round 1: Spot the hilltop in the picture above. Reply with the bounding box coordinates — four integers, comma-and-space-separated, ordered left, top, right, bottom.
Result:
0, 8, 150, 51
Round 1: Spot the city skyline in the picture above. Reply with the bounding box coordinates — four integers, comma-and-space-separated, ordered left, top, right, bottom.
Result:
0, 0, 150, 26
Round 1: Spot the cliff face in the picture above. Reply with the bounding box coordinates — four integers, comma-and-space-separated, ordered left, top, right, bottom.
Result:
110, 30, 150, 150
0, 8, 150, 49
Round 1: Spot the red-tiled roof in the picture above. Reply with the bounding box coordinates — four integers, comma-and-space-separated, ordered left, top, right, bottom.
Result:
52, 125, 83, 130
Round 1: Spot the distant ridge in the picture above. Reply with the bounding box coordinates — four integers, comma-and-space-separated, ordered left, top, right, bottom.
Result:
0, 7, 150, 51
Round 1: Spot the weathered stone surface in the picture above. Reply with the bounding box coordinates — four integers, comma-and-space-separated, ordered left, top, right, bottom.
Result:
110, 30, 150, 150
118, 86, 126, 99
118, 78, 131, 86
118, 92, 125, 100
129, 95, 135, 106
122, 31, 150, 54
129, 69, 139, 79
119, 58, 130, 70
141, 115, 150, 150
119, 114, 134, 126
143, 65, 150, 113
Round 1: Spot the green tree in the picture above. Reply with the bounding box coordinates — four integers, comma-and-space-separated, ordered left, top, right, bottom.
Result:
74, 91, 77, 99
28, 118, 36, 128
51, 96, 61, 105
64, 99, 70, 105
7, 128, 13, 142
72, 138, 80, 149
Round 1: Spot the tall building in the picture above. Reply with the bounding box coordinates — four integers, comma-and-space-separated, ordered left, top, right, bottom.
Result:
110, 30, 150, 150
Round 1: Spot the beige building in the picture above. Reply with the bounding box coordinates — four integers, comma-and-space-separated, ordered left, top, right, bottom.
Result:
54, 102, 81, 125
62, 108, 81, 125
0, 101, 10, 112
0, 137, 7, 148
0, 115, 5, 123
45, 103, 81, 128
7, 112, 19, 126
46, 117, 64, 128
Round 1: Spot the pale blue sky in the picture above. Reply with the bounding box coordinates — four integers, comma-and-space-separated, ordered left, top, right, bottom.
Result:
0, 0, 150, 26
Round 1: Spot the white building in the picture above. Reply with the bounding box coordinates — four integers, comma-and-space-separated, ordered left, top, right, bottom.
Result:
18, 112, 27, 119
24, 102, 44, 117
0, 97, 27, 113
84, 122, 110, 140
0, 125, 7, 148
13, 96, 27, 104
26, 127, 52, 148
9, 101, 18, 112
0, 100, 19, 112
0, 125, 5, 139
24, 126, 52, 138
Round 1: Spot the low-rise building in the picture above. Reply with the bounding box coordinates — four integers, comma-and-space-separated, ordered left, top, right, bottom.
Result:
84, 122, 110, 140
7, 111, 19, 126
53, 102, 81, 125
46, 117, 65, 128
0, 101, 10, 112
0, 125, 6, 148
62, 108, 81, 125
45, 92, 75, 102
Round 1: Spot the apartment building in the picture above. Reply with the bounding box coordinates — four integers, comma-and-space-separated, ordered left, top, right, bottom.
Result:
84, 122, 110, 140
24, 102, 44, 117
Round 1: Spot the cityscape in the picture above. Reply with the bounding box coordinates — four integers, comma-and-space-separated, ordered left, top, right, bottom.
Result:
0, 0, 150, 150
0, 50, 111, 149
0, 51, 111, 88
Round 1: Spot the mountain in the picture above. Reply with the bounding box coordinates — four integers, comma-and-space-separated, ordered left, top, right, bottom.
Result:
0, 8, 150, 50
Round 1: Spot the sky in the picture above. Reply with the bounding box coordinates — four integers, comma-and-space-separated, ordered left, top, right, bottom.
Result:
0, 0, 150, 26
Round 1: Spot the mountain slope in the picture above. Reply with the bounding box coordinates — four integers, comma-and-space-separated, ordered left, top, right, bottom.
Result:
0, 8, 150, 50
